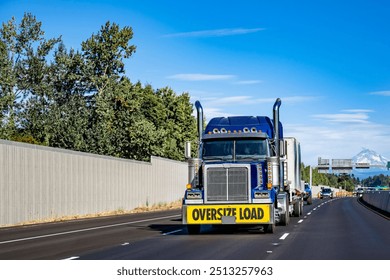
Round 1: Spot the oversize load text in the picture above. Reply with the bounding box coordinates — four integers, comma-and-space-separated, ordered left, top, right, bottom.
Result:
186, 205, 271, 224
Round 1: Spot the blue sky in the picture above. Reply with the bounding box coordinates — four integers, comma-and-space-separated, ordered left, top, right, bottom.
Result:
1, 0, 390, 165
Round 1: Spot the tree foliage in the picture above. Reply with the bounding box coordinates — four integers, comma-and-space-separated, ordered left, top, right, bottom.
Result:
361, 174, 390, 188
0, 13, 197, 161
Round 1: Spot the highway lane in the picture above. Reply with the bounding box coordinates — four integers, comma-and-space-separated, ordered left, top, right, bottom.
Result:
0, 210, 182, 260
266, 197, 390, 259
77, 197, 390, 260
0, 197, 389, 260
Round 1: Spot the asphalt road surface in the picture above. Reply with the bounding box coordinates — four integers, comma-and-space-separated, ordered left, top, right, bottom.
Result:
0, 197, 389, 260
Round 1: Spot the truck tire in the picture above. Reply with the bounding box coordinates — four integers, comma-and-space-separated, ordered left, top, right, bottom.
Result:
293, 201, 301, 217
265, 224, 275, 233
187, 225, 201, 235
300, 201, 303, 215
279, 200, 290, 226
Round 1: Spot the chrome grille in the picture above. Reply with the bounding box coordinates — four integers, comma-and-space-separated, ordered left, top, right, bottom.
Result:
205, 166, 249, 202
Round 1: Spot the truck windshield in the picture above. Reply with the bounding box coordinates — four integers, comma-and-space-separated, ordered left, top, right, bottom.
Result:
202, 139, 268, 161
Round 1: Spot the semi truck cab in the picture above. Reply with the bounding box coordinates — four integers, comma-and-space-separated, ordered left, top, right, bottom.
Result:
182, 98, 303, 234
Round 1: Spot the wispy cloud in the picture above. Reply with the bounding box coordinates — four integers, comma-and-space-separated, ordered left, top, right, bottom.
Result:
283, 96, 319, 103
167, 73, 235, 81
312, 110, 372, 124
286, 121, 390, 165
163, 27, 265, 38
342, 109, 374, 113
200, 95, 318, 109
168, 74, 265, 85
254, 96, 318, 104
205, 95, 253, 105
369, 91, 390, 96
195, 94, 319, 120
234, 80, 263, 85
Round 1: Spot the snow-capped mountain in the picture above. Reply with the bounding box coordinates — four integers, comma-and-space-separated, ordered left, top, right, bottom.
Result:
352, 148, 389, 167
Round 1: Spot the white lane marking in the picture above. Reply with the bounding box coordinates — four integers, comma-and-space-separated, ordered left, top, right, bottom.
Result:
0, 214, 181, 245
163, 229, 182, 236
307, 212, 312, 215
121, 242, 130, 246
279, 233, 289, 240
313, 207, 317, 211
298, 219, 303, 224
266, 251, 273, 254
62, 256, 79, 260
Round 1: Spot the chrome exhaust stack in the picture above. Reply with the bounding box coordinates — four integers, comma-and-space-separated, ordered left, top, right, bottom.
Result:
273, 98, 282, 156
195, 101, 204, 144
184, 101, 203, 188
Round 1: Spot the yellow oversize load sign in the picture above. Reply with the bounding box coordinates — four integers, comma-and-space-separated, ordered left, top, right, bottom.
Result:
186, 204, 271, 224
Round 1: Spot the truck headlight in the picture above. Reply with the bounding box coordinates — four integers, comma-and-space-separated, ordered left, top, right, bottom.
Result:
186, 190, 203, 199
254, 191, 270, 199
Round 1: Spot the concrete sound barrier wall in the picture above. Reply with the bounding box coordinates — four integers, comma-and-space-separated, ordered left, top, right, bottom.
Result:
0, 140, 187, 227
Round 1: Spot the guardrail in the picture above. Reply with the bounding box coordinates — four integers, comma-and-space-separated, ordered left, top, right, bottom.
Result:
362, 191, 390, 214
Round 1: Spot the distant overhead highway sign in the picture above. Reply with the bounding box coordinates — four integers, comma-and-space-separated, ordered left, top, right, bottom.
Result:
355, 162, 370, 169
332, 159, 353, 174
317, 158, 388, 172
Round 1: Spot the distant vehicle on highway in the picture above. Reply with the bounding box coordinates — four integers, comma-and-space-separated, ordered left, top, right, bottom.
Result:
320, 188, 333, 199
356, 187, 364, 197
303, 183, 313, 205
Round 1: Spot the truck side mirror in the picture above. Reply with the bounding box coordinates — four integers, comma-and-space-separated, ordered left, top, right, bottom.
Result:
185, 141, 192, 159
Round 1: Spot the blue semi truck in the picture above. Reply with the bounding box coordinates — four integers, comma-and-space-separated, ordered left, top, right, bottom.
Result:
182, 98, 304, 234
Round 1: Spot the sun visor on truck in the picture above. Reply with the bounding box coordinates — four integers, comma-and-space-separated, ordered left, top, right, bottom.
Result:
204, 116, 282, 139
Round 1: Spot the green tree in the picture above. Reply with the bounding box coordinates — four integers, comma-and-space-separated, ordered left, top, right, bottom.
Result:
81, 21, 137, 156
1, 14, 198, 162
46, 43, 89, 151
0, 13, 61, 143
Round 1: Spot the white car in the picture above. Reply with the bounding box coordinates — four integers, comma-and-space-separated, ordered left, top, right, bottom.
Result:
320, 188, 333, 199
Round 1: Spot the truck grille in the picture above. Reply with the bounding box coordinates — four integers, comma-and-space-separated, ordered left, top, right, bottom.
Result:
205, 166, 249, 202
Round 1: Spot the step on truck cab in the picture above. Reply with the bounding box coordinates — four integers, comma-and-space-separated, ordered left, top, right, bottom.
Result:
182, 98, 303, 234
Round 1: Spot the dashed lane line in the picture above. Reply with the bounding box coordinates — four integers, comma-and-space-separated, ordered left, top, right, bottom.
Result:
62, 256, 79, 260
163, 229, 183, 236
279, 233, 289, 240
